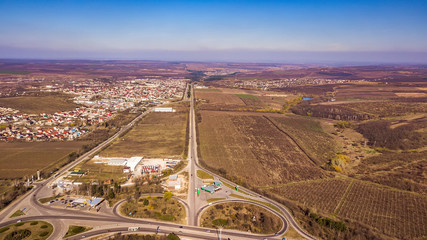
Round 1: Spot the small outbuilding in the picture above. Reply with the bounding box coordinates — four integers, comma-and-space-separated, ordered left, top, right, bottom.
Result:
201, 186, 215, 193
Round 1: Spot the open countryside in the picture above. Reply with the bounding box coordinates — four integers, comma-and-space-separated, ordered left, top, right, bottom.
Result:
101, 103, 189, 158
0, 141, 88, 179
196, 84, 427, 239
1, 0, 427, 239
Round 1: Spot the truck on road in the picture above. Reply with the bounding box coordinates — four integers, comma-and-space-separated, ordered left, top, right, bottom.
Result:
128, 227, 139, 231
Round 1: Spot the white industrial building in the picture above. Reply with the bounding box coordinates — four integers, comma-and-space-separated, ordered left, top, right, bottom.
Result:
126, 156, 143, 172
108, 158, 127, 166
153, 107, 175, 112
167, 175, 181, 190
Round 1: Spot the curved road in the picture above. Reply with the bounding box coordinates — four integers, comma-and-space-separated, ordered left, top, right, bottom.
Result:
0, 85, 317, 240
195, 199, 287, 235
187, 83, 316, 240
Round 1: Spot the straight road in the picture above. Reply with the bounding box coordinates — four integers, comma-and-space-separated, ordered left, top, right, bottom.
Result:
187, 83, 197, 226
46, 108, 152, 186
187, 83, 316, 240
1, 84, 316, 240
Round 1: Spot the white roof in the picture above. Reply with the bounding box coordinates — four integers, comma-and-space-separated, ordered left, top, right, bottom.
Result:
108, 158, 127, 165
73, 198, 87, 204
128, 156, 143, 164
126, 156, 143, 171
168, 178, 181, 187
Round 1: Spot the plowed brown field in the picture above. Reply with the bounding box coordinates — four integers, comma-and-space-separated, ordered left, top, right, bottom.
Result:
198, 111, 330, 186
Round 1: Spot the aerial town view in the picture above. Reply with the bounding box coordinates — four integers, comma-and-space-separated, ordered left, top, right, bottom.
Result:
0, 1, 426, 240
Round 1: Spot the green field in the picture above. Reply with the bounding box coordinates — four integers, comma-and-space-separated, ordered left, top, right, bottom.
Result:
200, 202, 282, 234
0, 70, 30, 75
9, 210, 25, 218
64, 225, 93, 238
121, 195, 186, 224
38, 194, 62, 204
101, 105, 188, 158
195, 88, 221, 91
0, 141, 89, 179
235, 94, 259, 100
196, 170, 213, 179
0, 93, 79, 114
268, 115, 339, 165
0, 221, 53, 240
70, 159, 128, 183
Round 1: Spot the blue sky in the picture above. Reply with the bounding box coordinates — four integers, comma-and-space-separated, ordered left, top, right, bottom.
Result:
1, 0, 427, 63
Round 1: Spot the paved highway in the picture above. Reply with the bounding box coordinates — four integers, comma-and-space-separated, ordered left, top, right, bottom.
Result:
0, 85, 317, 240
186, 83, 316, 240
47, 108, 152, 186
187, 82, 197, 226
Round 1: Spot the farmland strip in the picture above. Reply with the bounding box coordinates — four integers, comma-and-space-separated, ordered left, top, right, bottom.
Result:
263, 115, 318, 166
334, 180, 354, 214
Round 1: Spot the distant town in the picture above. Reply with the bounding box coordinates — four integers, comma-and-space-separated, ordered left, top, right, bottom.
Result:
0, 78, 186, 141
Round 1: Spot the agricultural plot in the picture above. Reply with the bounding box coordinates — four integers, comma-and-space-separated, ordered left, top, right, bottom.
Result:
334, 83, 427, 100
356, 118, 427, 150
200, 202, 282, 234
337, 181, 427, 239
270, 177, 427, 239
197, 88, 297, 112
101, 104, 188, 158
354, 151, 427, 194
196, 88, 294, 112
348, 101, 426, 117
196, 89, 245, 110
0, 141, 88, 179
258, 94, 294, 111
71, 160, 128, 183
268, 115, 339, 165
269, 178, 352, 213
235, 94, 266, 109
0, 93, 79, 114
198, 111, 330, 186
335, 87, 398, 99
293, 99, 426, 122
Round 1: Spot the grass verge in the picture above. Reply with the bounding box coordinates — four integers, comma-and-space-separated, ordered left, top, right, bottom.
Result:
121, 196, 186, 224
0, 221, 53, 240
64, 225, 93, 238
283, 225, 305, 240
230, 193, 280, 213
9, 210, 25, 218
200, 202, 282, 234
206, 198, 226, 203
38, 194, 62, 204
197, 170, 214, 179
222, 181, 253, 196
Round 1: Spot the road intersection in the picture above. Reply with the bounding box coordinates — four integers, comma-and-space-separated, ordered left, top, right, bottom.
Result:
0, 84, 315, 240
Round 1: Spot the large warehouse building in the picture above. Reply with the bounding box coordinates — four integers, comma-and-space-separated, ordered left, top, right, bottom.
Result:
153, 107, 175, 112
126, 156, 143, 172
